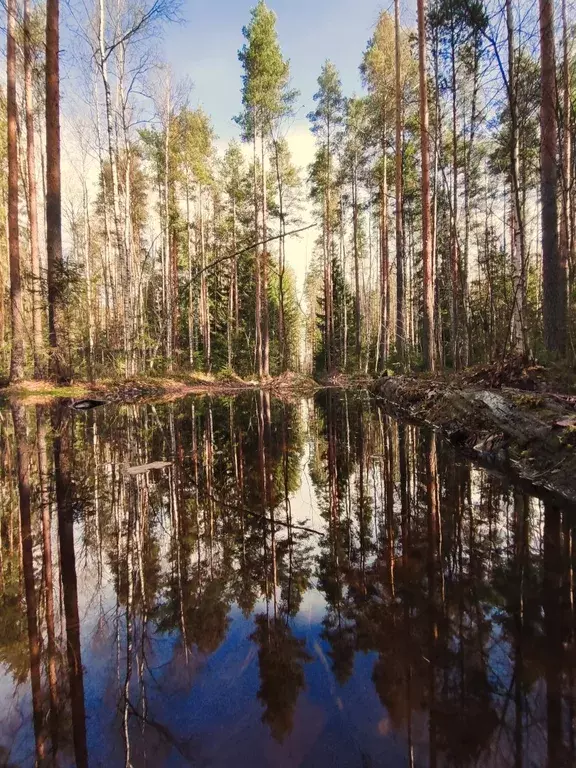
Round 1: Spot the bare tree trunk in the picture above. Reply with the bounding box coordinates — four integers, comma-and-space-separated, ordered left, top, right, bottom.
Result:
417, 0, 435, 371
80, 181, 94, 379
507, 0, 528, 358
199, 187, 211, 369
353, 165, 361, 365
560, 0, 572, 312
186, 183, 194, 367
24, 0, 45, 377
7, 0, 25, 382
261, 129, 270, 377
164, 99, 173, 372
46, 0, 64, 377
450, 24, 460, 369
395, 0, 405, 368
98, 0, 129, 371
253, 128, 262, 376
379, 135, 390, 367
540, 0, 566, 354
326, 119, 334, 372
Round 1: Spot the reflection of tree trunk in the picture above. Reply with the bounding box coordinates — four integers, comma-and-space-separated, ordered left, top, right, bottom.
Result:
513, 492, 528, 768
425, 430, 439, 768
54, 409, 88, 768
12, 405, 45, 762
37, 406, 59, 756
544, 503, 563, 767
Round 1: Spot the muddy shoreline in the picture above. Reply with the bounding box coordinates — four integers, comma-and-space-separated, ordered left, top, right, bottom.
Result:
0, 372, 320, 404
373, 374, 576, 505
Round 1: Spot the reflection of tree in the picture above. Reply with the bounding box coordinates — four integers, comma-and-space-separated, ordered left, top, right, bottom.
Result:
4, 390, 576, 764
53, 407, 89, 768
250, 614, 312, 742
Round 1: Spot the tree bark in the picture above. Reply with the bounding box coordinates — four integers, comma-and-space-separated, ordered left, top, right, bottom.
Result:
540, 0, 566, 354
507, 0, 529, 358
395, 1, 405, 368
46, 0, 64, 377
8, 0, 25, 382
417, 0, 436, 371
24, 0, 45, 377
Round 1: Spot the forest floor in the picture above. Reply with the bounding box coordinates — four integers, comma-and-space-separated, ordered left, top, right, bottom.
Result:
372, 358, 576, 505
0, 370, 320, 405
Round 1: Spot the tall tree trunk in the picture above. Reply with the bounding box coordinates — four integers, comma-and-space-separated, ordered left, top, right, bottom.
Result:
379, 133, 390, 367
450, 24, 460, 369
98, 0, 128, 371
186, 183, 194, 367
326, 119, 334, 372
353, 166, 361, 364
8, 0, 25, 382
507, 0, 528, 358
164, 99, 173, 372
560, 0, 572, 309
540, 0, 566, 354
24, 0, 45, 377
261, 128, 270, 377
253, 127, 262, 376
417, 0, 436, 371
395, 1, 405, 368
46, 0, 64, 377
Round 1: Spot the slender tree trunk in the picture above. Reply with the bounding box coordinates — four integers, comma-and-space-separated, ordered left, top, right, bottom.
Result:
417, 0, 435, 371
261, 128, 270, 377
450, 25, 460, 369
83, 181, 94, 378
186, 183, 194, 367
46, 0, 64, 377
7, 0, 25, 382
353, 166, 361, 364
379, 132, 390, 367
24, 0, 45, 377
395, 2, 405, 368
560, 0, 572, 311
164, 98, 173, 372
507, 0, 528, 358
326, 119, 334, 372
253, 127, 262, 376
540, 0, 566, 354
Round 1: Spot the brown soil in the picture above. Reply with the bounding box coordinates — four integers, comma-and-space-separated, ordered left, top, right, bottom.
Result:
373, 361, 576, 505
0, 372, 319, 405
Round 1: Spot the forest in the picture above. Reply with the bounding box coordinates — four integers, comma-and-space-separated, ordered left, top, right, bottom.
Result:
0, 0, 574, 384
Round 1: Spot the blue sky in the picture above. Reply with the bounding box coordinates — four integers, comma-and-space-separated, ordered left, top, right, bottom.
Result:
163, 0, 415, 143
160, 0, 417, 286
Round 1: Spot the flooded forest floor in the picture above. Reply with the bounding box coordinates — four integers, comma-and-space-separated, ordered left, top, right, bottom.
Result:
4, 358, 576, 504
372, 358, 576, 504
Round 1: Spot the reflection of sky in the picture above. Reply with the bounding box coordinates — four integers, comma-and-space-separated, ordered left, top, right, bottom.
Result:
0, 393, 560, 767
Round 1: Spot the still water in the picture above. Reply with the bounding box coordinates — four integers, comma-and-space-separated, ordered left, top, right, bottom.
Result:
0, 390, 574, 767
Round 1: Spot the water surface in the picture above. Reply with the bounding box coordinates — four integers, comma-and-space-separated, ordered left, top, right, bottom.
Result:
0, 391, 574, 767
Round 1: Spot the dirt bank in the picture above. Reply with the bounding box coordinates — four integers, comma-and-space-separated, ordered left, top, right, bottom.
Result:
373, 368, 576, 505
0, 371, 319, 405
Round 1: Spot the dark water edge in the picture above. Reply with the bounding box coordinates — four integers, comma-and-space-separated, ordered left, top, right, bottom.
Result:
0, 390, 574, 767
